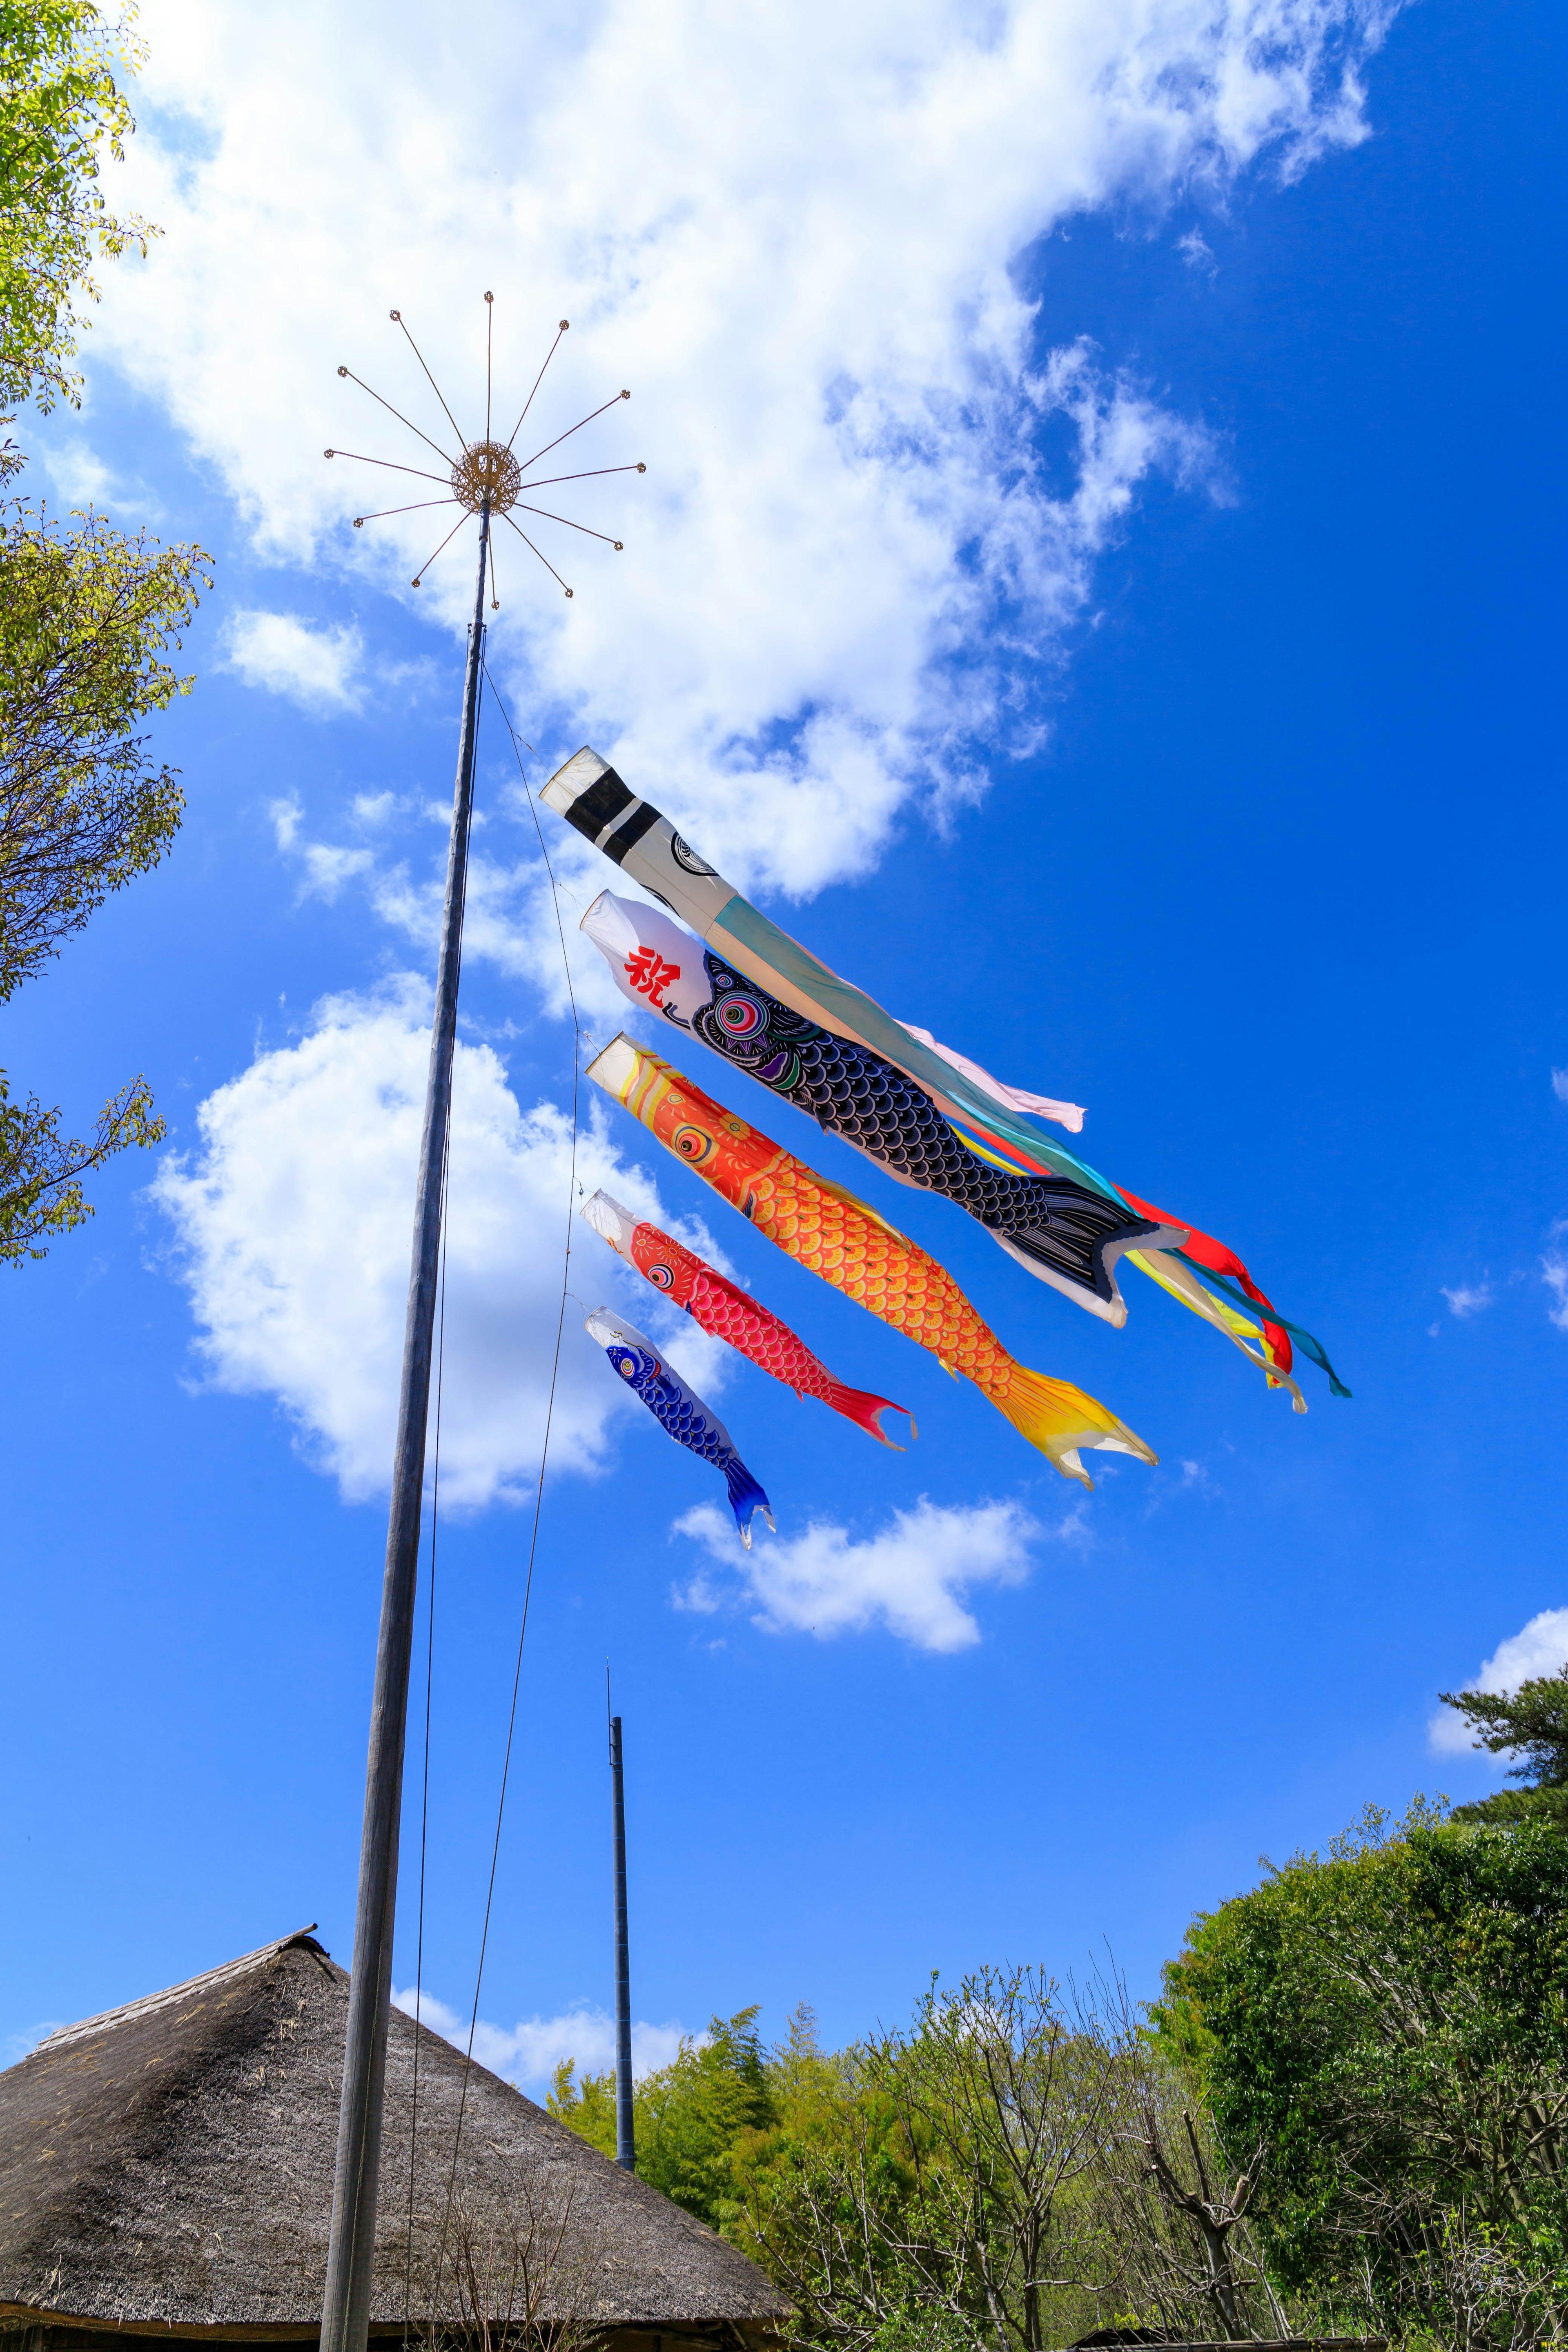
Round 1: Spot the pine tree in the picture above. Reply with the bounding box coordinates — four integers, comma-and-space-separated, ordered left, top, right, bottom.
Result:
1437, 1662, 1568, 1827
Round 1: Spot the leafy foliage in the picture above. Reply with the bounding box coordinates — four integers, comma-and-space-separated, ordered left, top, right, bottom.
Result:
1152, 1801, 1568, 2348
0, 1067, 160, 1263
0, 2, 204, 1262
549, 2007, 776, 2227
0, 500, 206, 1259
0, 500, 201, 1000
0, 0, 154, 415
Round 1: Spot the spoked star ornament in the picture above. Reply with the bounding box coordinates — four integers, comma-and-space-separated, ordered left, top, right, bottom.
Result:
325, 292, 644, 603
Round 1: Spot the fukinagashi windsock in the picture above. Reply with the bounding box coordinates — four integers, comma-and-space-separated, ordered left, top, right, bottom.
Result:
586, 1036, 1157, 1492
581, 888, 1164, 1320
580, 1189, 912, 1447
541, 748, 1348, 1406
585, 1305, 774, 1547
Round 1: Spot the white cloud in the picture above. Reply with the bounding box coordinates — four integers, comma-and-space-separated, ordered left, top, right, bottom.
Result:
1545, 1223, 1568, 1332
392, 1986, 687, 2091
151, 978, 728, 1506
1551, 1069, 1568, 1102
1440, 1279, 1493, 1320
223, 609, 365, 712
1428, 1606, 1568, 1757
673, 1494, 1044, 1652
271, 792, 667, 1029
94, 0, 1396, 895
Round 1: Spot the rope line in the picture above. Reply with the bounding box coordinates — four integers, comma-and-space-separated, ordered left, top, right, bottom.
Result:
429, 666, 582, 2305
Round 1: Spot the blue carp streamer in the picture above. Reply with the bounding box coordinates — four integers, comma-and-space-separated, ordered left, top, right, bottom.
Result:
586, 1307, 775, 1547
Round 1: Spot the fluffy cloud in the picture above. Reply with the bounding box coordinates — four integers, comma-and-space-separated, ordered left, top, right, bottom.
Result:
673, 1494, 1044, 1652
223, 610, 365, 712
151, 978, 727, 1505
272, 786, 658, 1030
392, 1986, 686, 2091
96, 0, 1396, 894
1551, 1069, 1568, 1102
1428, 1607, 1568, 1757
1440, 1279, 1493, 1320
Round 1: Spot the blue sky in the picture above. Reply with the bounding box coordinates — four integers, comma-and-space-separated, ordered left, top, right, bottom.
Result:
4, 0, 1566, 2084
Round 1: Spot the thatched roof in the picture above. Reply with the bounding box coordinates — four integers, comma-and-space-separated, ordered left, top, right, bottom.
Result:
0, 1929, 788, 2341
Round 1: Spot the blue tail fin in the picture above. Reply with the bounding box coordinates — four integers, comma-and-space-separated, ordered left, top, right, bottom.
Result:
724, 1457, 775, 1550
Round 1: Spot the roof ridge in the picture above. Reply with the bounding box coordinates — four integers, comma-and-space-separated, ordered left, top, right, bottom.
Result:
34, 1927, 327, 2054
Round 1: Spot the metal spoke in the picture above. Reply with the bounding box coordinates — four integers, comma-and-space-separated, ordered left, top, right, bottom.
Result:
325, 448, 453, 486
513, 389, 630, 478
516, 462, 646, 491
336, 364, 457, 468
352, 498, 459, 527
504, 319, 569, 453
484, 292, 494, 445
500, 509, 573, 597
514, 499, 624, 549
411, 511, 472, 586
486, 527, 499, 611
388, 310, 468, 455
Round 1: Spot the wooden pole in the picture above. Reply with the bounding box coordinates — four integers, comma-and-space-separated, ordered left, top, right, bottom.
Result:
320, 504, 492, 2352
610, 1706, 636, 2170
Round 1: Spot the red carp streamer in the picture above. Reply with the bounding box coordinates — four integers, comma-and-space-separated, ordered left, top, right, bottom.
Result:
587, 1035, 1157, 1490
581, 1190, 912, 1447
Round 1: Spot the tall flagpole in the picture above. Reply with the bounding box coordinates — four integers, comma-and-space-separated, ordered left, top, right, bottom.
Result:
609, 1692, 636, 2171
321, 501, 492, 2352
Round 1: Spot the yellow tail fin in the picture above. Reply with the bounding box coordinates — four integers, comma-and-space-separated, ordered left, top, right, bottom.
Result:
989, 1361, 1157, 1490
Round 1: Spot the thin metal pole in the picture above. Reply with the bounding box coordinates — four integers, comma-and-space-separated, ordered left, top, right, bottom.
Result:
321, 503, 492, 2352
609, 1704, 636, 2172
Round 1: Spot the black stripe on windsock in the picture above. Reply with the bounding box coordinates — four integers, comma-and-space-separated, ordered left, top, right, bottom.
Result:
602, 802, 660, 864
564, 766, 635, 842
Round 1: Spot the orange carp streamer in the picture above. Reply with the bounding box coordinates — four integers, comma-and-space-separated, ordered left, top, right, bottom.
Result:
587, 1035, 1157, 1490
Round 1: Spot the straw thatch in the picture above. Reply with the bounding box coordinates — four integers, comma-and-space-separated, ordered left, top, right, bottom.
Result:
0, 1929, 788, 2345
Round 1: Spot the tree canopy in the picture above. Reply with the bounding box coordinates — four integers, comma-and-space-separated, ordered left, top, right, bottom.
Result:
0, 0, 154, 414
1152, 1802, 1568, 2348
0, 0, 208, 1263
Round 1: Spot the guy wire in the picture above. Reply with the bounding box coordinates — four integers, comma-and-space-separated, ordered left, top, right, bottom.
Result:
430, 660, 582, 2297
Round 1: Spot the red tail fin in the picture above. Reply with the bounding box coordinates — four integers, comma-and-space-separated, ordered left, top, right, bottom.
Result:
822, 1382, 915, 1449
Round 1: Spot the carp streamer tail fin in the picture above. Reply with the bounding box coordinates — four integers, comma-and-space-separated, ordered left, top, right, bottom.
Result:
724, 1460, 776, 1549
822, 1380, 914, 1450
991, 1363, 1158, 1492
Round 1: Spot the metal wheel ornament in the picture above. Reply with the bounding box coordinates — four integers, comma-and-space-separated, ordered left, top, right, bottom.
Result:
325, 294, 641, 607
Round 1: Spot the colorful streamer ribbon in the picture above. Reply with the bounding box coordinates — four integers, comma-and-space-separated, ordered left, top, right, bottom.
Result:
582, 1190, 912, 1446
586, 1305, 774, 1546
586, 1035, 1156, 1491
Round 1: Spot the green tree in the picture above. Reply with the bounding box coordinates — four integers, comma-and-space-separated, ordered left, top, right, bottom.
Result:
0, 0, 155, 415
547, 2058, 618, 2158
630, 2007, 777, 2224
1153, 1801, 1568, 2350
0, 501, 205, 1262
1439, 1664, 1568, 1829
0, 2, 208, 1262
549, 2009, 777, 2229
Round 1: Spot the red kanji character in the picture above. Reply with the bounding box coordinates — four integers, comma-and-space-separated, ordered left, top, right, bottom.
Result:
624, 944, 682, 1007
